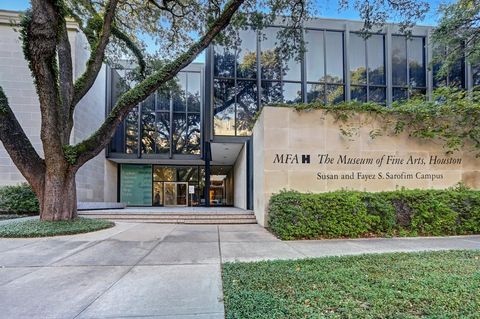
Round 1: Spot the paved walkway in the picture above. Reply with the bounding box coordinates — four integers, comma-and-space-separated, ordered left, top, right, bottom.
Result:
0, 222, 479, 319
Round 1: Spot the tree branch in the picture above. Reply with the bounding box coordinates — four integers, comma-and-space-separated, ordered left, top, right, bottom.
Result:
111, 26, 146, 76
73, 0, 245, 167
0, 87, 46, 189
58, 20, 74, 143
72, 0, 118, 108
66, 4, 145, 76
27, 0, 64, 160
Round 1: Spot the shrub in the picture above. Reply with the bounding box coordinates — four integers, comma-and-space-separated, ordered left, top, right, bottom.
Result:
0, 183, 39, 214
268, 187, 480, 240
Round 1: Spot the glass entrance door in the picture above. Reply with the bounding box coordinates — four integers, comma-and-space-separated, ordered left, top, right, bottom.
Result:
163, 182, 188, 206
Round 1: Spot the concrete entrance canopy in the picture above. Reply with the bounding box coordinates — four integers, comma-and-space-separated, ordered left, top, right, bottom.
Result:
252, 107, 480, 226
210, 142, 244, 165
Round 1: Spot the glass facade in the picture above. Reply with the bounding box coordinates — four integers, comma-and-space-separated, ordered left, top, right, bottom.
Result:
211, 26, 462, 135
112, 20, 475, 154
110, 70, 202, 156
432, 45, 466, 89
391, 36, 426, 101
305, 30, 345, 104
108, 19, 477, 208
349, 33, 386, 103
213, 29, 258, 136
119, 164, 234, 207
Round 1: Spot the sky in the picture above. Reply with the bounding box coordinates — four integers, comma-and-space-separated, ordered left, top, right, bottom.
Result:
1, 0, 452, 62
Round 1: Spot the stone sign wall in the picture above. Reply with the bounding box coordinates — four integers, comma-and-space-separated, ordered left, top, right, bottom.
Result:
252, 107, 480, 226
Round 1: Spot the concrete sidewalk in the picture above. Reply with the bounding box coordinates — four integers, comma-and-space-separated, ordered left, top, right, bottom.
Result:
0, 222, 479, 319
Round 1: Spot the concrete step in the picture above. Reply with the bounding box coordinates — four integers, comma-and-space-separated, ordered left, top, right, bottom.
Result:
79, 212, 257, 224
80, 215, 256, 220
104, 218, 257, 224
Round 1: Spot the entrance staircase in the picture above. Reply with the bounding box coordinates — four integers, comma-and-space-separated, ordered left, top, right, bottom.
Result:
78, 207, 257, 224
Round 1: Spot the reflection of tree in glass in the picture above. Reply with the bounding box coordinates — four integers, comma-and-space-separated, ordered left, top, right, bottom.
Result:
141, 111, 156, 154
261, 49, 283, 80
155, 113, 170, 153
237, 50, 257, 79
177, 167, 198, 182
261, 81, 283, 105
154, 167, 175, 181
185, 115, 201, 154
236, 81, 257, 135
326, 85, 344, 104
214, 35, 303, 134
409, 61, 424, 87
392, 46, 407, 85
351, 66, 367, 84
172, 114, 187, 153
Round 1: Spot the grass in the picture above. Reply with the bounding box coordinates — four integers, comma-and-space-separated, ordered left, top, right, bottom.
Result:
222, 250, 480, 319
0, 217, 114, 238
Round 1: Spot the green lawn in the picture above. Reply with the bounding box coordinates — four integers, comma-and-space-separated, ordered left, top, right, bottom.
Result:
222, 250, 480, 319
0, 217, 114, 237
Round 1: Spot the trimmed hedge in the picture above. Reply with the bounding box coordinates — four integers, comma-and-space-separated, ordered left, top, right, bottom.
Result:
268, 187, 480, 240
0, 183, 39, 214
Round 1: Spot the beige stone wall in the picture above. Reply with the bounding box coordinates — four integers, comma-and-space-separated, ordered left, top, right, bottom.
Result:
253, 111, 266, 225
71, 31, 109, 202
234, 143, 247, 209
253, 106, 480, 226
0, 23, 43, 185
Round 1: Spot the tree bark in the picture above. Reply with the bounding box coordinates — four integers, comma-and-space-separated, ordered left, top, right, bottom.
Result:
39, 166, 77, 221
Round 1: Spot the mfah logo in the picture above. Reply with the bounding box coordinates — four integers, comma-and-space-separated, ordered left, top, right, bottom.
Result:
273, 153, 310, 164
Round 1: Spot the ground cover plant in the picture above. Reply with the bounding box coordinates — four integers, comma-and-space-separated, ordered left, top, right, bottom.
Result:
0, 217, 114, 238
222, 250, 480, 319
268, 186, 480, 240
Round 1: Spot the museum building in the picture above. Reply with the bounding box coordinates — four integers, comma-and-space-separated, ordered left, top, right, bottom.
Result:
1, 10, 480, 223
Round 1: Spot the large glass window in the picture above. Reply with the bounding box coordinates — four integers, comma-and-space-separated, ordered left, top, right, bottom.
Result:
349, 33, 385, 104
236, 80, 258, 136
392, 36, 426, 102
325, 31, 344, 83
305, 30, 345, 104
349, 34, 367, 85
260, 27, 302, 107
392, 36, 407, 86
125, 107, 139, 154
117, 70, 203, 156
305, 30, 324, 83
433, 45, 466, 89
409, 37, 425, 87
261, 28, 301, 81
213, 79, 236, 136
213, 29, 259, 136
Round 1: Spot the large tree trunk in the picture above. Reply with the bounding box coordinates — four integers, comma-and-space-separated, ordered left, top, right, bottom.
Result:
39, 167, 77, 221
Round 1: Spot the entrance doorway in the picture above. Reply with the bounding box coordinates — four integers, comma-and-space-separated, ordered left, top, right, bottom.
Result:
164, 182, 188, 206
